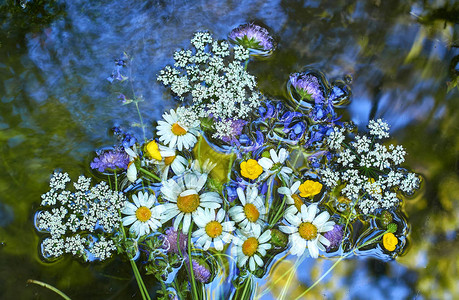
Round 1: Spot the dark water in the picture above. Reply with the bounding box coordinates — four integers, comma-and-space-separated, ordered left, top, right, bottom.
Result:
1, 0, 458, 299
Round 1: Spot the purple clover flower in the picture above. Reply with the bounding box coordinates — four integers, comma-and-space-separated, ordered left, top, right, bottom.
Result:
290, 73, 325, 103
323, 224, 344, 252
191, 259, 211, 283
161, 227, 187, 255
90, 149, 130, 172
221, 119, 247, 145
229, 24, 274, 51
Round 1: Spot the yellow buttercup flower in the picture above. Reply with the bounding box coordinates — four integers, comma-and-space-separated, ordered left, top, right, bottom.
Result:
145, 141, 162, 161
298, 180, 322, 198
240, 159, 263, 180
383, 232, 398, 251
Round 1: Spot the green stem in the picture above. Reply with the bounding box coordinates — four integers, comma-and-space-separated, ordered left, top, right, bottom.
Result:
27, 279, 71, 300
138, 167, 161, 182
135, 101, 147, 142
187, 221, 199, 300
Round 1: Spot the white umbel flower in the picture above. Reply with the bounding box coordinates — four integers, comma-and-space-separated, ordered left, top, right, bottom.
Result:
160, 173, 222, 233
122, 191, 164, 237
280, 204, 335, 258
193, 208, 235, 251
258, 148, 293, 182
233, 226, 272, 272
228, 186, 266, 233
157, 107, 200, 151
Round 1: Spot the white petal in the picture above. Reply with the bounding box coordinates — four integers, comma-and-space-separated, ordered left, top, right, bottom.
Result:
182, 213, 192, 233
254, 254, 264, 267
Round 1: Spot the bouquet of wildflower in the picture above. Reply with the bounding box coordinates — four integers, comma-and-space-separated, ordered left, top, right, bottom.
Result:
35, 24, 421, 300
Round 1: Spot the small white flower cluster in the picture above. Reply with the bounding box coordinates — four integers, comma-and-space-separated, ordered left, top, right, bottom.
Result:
322, 120, 420, 215
37, 172, 126, 261
157, 32, 260, 140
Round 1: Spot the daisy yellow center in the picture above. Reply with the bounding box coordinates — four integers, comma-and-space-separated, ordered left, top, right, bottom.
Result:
244, 203, 260, 222
291, 194, 304, 211
242, 237, 259, 257
171, 122, 187, 136
298, 180, 323, 198
135, 206, 152, 222
164, 155, 176, 165
205, 221, 223, 238
298, 222, 318, 240
177, 193, 200, 213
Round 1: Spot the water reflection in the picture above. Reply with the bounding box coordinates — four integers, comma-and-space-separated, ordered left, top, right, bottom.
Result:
0, 0, 458, 299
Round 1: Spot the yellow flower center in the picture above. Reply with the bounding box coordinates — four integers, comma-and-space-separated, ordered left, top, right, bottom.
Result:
242, 237, 259, 256
383, 232, 398, 251
244, 203, 260, 222
164, 155, 176, 166
171, 122, 187, 136
177, 192, 200, 213
205, 221, 223, 238
291, 194, 304, 211
135, 206, 152, 222
145, 140, 162, 160
298, 180, 323, 198
298, 222, 318, 240
240, 159, 263, 180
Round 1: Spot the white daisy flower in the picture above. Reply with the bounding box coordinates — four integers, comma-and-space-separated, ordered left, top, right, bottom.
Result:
122, 191, 164, 237
160, 173, 222, 233
278, 181, 303, 215
157, 107, 200, 151
233, 226, 272, 272
151, 144, 188, 181
228, 186, 266, 233
191, 159, 217, 176
280, 203, 335, 258
258, 148, 293, 182
193, 208, 235, 251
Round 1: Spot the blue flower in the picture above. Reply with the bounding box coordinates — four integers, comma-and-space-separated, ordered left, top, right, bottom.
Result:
90, 148, 130, 172
229, 23, 274, 51
323, 224, 344, 252
289, 73, 325, 103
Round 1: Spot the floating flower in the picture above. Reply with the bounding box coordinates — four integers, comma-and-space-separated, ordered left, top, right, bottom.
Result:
323, 224, 344, 252
233, 226, 272, 272
144, 140, 162, 160
161, 227, 187, 255
298, 180, 323, 198
289, 73, 325, 103
122, 191, 164, 237
240, 159, 263, 180
160, 173, 222, 233
228, 186, 266, 233
193, 208, 235, 251
280, 204, 335, 258
90, 149, 130, 172
383, 232, 398, 251
157, 107, 199, 151
228, 23, 274, 52
278, 181, 303, 214
258, 148, 293, 182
